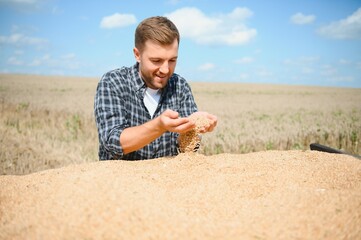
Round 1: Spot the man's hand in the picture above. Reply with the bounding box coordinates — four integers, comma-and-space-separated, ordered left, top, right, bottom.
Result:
121, 109, 195, 154
158, 109, 196, 133
189, 111, 218, 133
177, 111, 217, 153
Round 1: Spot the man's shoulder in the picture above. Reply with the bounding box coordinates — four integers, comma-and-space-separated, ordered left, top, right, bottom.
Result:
101, 66, 131, 82
170, 73, 188, 85
169, 73, 192, 90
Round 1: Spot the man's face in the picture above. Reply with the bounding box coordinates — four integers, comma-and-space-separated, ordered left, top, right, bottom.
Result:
134, 39, 178, 89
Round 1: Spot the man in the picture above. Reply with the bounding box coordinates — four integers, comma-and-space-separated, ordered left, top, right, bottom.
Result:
94, 16, 217, 160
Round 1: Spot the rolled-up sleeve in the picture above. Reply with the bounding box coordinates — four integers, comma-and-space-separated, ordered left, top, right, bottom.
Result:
94, 72, 129, 160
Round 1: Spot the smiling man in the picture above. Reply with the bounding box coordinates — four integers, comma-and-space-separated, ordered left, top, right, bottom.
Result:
94, 16, 217, 160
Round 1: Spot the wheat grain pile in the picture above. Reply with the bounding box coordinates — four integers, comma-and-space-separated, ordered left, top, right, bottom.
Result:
1, 151, 361, 240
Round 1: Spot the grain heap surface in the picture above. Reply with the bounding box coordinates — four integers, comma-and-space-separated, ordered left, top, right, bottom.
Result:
178, 115, 210, 153
1, 151, 360, 240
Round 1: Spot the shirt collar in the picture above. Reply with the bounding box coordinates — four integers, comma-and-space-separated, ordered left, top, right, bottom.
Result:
131, 62, 146, 92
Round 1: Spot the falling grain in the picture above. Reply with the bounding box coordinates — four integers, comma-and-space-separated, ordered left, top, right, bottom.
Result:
178, 115, 210, 153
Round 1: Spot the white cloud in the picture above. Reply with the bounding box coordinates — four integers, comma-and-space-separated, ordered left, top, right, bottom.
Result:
235, 57, 254, 64
5, 0, 40, 3
100, 13, 137, 29
299, 56, 320, 63
14, 50, 24, 55
239, 73, 249, 80
256, 68, 273, 77
198, 63, 215, 71
318, 64, 356, 84
79, 15, 89, 21
165, 7, 257, 45
339, 58, 351, 65
320, 65, 338, 76
327, 75, 354, 83
0, 33, 48, 47
27, 53, 81, 71
3, 50, 91, 76
301, 67, 314, 74
51, 6, 63, 15
290, 13, 316, 25
317, 7, 361, 39
283, 56, 319, 76
0, 0, 47, 12
7, 56, 23, 66
28, 54, 51, 66
28, 58, 42, 66
166, 0, 181, 5
283, 56, 319, 66
61, 53, 76, 60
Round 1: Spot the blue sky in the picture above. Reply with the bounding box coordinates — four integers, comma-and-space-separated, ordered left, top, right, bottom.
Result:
1, 0, 361, 88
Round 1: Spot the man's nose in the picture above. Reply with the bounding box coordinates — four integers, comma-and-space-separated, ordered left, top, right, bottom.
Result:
159, 62, 169, 74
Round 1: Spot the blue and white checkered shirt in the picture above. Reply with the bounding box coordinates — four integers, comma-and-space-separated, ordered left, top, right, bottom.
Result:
94, 63, 198, 160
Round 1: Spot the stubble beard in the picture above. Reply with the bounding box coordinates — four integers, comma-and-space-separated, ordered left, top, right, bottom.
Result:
141, 70, 169, 90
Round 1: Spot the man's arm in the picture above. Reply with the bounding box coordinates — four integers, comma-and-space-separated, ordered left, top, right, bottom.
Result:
120, 109, 195, 154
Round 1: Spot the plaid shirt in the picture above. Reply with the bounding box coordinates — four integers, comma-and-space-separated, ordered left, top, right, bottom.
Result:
94, 63, 198, 160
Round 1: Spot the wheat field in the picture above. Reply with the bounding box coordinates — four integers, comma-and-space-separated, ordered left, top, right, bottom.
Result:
1, 74, 360, 175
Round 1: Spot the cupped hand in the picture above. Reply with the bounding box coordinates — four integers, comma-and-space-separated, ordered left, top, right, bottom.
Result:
189, 111, 218, 133
159, 109, 196, 133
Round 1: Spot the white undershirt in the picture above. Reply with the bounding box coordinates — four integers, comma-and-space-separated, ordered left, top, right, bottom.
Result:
143, 87, 161, 117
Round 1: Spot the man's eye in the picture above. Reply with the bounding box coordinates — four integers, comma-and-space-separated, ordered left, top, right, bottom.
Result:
151, 59, 160, 63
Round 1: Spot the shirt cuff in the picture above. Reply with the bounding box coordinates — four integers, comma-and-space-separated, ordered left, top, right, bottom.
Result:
105, 127, 124, 159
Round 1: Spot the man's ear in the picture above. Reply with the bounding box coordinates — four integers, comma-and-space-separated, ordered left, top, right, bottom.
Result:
133, 47, 141, 63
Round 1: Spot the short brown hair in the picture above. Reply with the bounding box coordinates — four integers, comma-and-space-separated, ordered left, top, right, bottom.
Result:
135, 16, 180, 52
